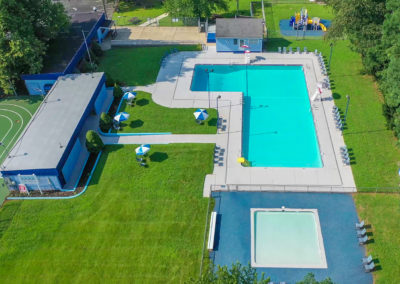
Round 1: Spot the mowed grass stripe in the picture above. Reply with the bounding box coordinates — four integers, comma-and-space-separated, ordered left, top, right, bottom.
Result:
0, 144, 214, 283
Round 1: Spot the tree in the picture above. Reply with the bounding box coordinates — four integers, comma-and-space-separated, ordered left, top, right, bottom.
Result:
326, 0, 387, 76
164, 0, 228, 19
0, 0, 69, 94
85, 130, 104, 153
99, 112, 112, 132
113, 83, 123, 99
188, 262, 270, 284
296, 273, 334, 284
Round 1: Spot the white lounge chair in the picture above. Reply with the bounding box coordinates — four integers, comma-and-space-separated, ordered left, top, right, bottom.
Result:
364, 261, 375, 272
356, 220, 365, 230
362, 255, 373, 265
357, 228, 367, 237
358, 235, 368, 245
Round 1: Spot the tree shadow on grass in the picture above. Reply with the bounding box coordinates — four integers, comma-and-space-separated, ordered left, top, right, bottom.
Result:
130, 119, 144, 128
149, 152, 168, 162
208, 118, 218, 127
136, 98, 149, 106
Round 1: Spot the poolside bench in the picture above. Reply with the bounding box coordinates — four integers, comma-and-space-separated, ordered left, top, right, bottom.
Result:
207, 211, 217, 251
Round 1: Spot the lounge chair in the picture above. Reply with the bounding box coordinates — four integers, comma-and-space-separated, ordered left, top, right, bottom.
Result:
140, 162, 147, 167
358, 235, 368, 245
364, 261, 375, 272
362, 255, 373, 265
356, 220, 365, 229
357, 228, 367, 237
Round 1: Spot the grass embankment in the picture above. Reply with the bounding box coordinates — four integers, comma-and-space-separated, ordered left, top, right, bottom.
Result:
0, 144, 214, 282
353, 194, 400, 283
115, 92, 217, 134
98, 45, 202, 86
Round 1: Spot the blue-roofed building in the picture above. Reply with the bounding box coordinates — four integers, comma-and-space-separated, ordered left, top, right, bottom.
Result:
0, 73, 110, 192
216, 18, 264, 52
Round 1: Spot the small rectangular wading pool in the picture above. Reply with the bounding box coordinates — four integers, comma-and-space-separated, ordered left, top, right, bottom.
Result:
191, 65, 322, 168
250, 208, 327, 268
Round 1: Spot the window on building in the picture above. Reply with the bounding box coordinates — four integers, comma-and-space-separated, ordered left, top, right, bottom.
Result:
249, 39, 258, 45
239, 39, 245, 47
233, 39, 238, 45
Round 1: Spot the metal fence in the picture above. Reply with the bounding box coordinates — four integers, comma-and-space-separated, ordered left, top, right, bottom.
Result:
113, 15, 198, 27
211, 184, 400, 194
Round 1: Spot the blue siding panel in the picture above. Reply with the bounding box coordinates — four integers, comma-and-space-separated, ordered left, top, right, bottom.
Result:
62, 139, 82, 183
24, 79, 56, 95
94, 84, 107, 114
216, 38, 262, 52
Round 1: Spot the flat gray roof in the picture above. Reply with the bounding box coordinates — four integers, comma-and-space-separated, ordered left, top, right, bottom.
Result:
1, 73, 104, 172
216, 18, 264, 39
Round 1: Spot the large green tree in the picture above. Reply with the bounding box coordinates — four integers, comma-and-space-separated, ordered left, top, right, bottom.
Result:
326, 0, 387, 75
0, 0, 69, 94
164, 0, 228, 18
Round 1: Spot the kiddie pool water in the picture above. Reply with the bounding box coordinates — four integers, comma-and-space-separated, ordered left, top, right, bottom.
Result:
252, 210, 327, 268
191, 65, 322, 167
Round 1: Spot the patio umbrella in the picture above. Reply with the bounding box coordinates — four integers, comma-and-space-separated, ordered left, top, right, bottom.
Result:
123, 92, 137, 101
241, 44, 249, 48
135, 144, 151, 156
245, 50, 251, 54
193, 109, 209, 121
114, 112, 130, 122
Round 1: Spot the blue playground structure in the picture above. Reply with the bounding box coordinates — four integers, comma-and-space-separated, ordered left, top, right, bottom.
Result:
279, 8, 331, 37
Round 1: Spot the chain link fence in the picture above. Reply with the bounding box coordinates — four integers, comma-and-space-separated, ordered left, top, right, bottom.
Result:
113, 15, 198, 27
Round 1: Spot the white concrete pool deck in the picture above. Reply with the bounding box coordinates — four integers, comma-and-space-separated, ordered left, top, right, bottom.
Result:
126, 46, 356, 196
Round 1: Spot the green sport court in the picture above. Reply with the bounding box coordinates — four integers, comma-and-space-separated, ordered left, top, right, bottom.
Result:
0, 97, 42, 203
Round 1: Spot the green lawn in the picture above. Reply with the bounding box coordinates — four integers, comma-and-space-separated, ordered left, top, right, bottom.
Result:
98, 45, 202, 86
354, 194, 400, 284
113, 1, 165, 26
0, 144, 214, 282
264, 4, 400, 188
0, 180, 7, 207
0, 96, 42, 165
115, 92, 217, 134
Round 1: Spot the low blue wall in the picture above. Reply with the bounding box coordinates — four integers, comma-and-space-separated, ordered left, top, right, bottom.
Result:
216, 38, 262, 52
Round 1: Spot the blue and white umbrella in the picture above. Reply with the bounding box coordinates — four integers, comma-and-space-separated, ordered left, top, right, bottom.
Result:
193, 109, 209, 121
114, 112, 130, 122
123, 91, 137, 100
135, 144, 151, 156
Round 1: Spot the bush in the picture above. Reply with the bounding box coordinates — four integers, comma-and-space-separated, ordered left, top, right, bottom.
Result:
105, 72, 115, 87
91, 41, 103, 57
99, 112, 112, 132
79, 59, 97, 73
129, 17, 141, 25
113, 83, 123, 99
85, 130, 104, 153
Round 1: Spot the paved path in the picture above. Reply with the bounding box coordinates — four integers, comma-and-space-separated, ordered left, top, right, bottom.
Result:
101, 134, 217, 145
139, 13, 169, 27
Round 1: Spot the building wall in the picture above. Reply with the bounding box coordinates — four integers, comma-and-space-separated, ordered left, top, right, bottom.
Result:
24, 79, 57, 95
94, 84, 108, 114
216, 38, 263, 52
3, 173, 62, 191
61, 139, 83, 183
22, 13, 106, 95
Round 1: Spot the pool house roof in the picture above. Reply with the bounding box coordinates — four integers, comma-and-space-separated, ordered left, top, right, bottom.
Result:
216, 18, 264, 39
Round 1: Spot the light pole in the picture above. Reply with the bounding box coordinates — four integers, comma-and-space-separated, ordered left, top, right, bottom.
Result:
216, 95, 221, 131
328, 42, 333, 69
205, 68, 214, 108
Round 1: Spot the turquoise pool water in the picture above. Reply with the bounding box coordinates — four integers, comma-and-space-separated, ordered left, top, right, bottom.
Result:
191, 65, 322, 167
252, 210, 326, 268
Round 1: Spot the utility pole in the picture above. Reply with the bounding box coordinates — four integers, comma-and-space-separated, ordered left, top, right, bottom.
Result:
102, 0, 108, 19
82, 30, 94, 75
328, 42, 334, 68
343, 95, 350, 124
237, 0, 239, 16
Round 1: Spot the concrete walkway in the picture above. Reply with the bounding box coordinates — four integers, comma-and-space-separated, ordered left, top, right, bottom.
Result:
101, 134, 217, 145
139, 13, 169, 27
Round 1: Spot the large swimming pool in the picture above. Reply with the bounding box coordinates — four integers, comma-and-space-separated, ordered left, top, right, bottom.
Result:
191, 65, 322, 167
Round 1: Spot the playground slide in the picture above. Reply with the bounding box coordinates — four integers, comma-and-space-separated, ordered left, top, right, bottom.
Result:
307, 19, 313, 24
319, 23, 327, 32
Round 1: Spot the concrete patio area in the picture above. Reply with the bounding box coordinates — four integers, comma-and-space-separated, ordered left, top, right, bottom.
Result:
144, 47, 356, 195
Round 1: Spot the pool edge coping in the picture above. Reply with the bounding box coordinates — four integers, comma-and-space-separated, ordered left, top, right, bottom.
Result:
250, 207, 328, 269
